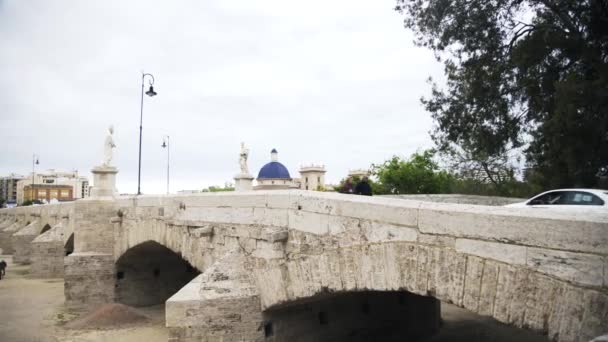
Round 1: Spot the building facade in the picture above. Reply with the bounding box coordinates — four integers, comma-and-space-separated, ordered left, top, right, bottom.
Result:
0, 173, 25, 206
299, 165, 326, 191
16, 170, 89, 204
23, 184, 73, 203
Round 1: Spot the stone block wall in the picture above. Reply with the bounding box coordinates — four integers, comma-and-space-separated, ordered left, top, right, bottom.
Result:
30, 240, 64, 278
30, 222, 70, 278
73, 200, 115, 254
11, 220, 41, 264
166, 252, 264, 342
64, 252, 115, 309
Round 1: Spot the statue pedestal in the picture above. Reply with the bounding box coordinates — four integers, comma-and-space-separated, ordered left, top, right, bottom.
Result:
90, 165, 118, 199
234, 173, 254, 192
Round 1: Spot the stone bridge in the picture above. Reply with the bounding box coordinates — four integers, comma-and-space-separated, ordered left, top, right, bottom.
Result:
0, 191, 607, 342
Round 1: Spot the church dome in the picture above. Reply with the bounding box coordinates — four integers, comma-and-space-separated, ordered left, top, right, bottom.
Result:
257, 149, 291, 179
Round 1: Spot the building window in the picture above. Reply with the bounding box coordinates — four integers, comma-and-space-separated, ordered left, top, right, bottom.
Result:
318, 177, 321, 182
306, 177, 308, 182
61, 190, 70, 197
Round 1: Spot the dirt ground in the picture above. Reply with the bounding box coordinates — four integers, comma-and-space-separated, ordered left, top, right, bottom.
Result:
0, 255, 549, 342
0, 255, 166, 342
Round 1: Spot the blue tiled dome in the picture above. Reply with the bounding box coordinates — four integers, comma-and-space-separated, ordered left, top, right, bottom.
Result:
258, 162, 291, 179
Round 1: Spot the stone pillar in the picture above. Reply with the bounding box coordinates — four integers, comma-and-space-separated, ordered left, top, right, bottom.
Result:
12, 220, 40, 264
166, 252, 264, 342
64, 252, 115, 309
30, 222, 66, 278
90, 165, 118, 199
234, 173, 254, 192
64, 165, 118, 309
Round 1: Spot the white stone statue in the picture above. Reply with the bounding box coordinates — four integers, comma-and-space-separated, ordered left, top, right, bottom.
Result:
239, 142, 249, 174
103, 125, 116, 166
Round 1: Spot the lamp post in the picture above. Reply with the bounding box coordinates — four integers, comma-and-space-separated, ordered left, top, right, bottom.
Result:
32, 154, 39, 202
161, 135, 170, 195
137, 72, 157, 195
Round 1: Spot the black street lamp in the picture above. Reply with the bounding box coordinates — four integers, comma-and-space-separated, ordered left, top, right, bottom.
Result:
32, 154, 39, 201
137, 72, 157, 195
161, 135, 170, 195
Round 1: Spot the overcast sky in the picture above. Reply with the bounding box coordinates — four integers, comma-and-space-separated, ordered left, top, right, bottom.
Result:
0, 0, 444, 194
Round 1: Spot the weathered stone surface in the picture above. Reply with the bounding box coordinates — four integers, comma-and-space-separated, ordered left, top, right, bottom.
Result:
418, 233, 456, 248
64, 252, 115, 309
167, 252, 264, 341
419, 201, 608, 254
477, 261, 499, 317
29, 222, 68, 278
455, 238, 527, 265
526, 247, 604, 287
361, 220, 417, 243
462, 256, 484, 312
579, 291, 608, 342
549, 286, 586, 342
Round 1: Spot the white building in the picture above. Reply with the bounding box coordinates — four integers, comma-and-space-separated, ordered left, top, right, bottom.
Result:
299, 165, 326, 191
348, 168, 370, 178
16, 169, 89, 204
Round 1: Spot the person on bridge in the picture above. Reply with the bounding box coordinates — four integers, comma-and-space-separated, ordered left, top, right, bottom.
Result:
339, 177, 354, 194
0, 260, 6, 280
354, 176, 373, 196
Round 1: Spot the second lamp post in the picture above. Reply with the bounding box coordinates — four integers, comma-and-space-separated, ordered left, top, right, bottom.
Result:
137, 72, 157, 195
161, 135, 170, 195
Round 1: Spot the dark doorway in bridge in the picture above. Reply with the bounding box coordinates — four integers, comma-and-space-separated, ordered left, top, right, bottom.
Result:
262, 290, 440, 342
114, 241, 201, 307
40, 224, 52, 235
64, 234, 74, 256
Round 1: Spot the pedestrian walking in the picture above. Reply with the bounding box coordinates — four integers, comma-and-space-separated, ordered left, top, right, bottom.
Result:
354, 176, 373, 196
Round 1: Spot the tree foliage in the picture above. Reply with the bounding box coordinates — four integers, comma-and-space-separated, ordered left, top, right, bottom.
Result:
203, 183, 235, 192
396, 0, 608, 189
372, 150, 454, 194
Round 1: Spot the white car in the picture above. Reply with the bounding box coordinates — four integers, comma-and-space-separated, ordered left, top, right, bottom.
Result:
505, 188, 608, 210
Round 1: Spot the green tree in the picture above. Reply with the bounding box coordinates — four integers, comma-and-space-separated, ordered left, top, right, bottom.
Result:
372, 150, 455, 194
203, 182, 235, 192
396, 0, 608, 189
20, 199, 42, 207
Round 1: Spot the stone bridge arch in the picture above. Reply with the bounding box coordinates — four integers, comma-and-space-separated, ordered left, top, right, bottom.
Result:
115, 240, 201, 307
256, 239, 604, 341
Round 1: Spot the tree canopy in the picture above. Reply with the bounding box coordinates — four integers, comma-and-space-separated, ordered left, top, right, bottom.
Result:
396, 0, 608, 189
372, 150, 454, 194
